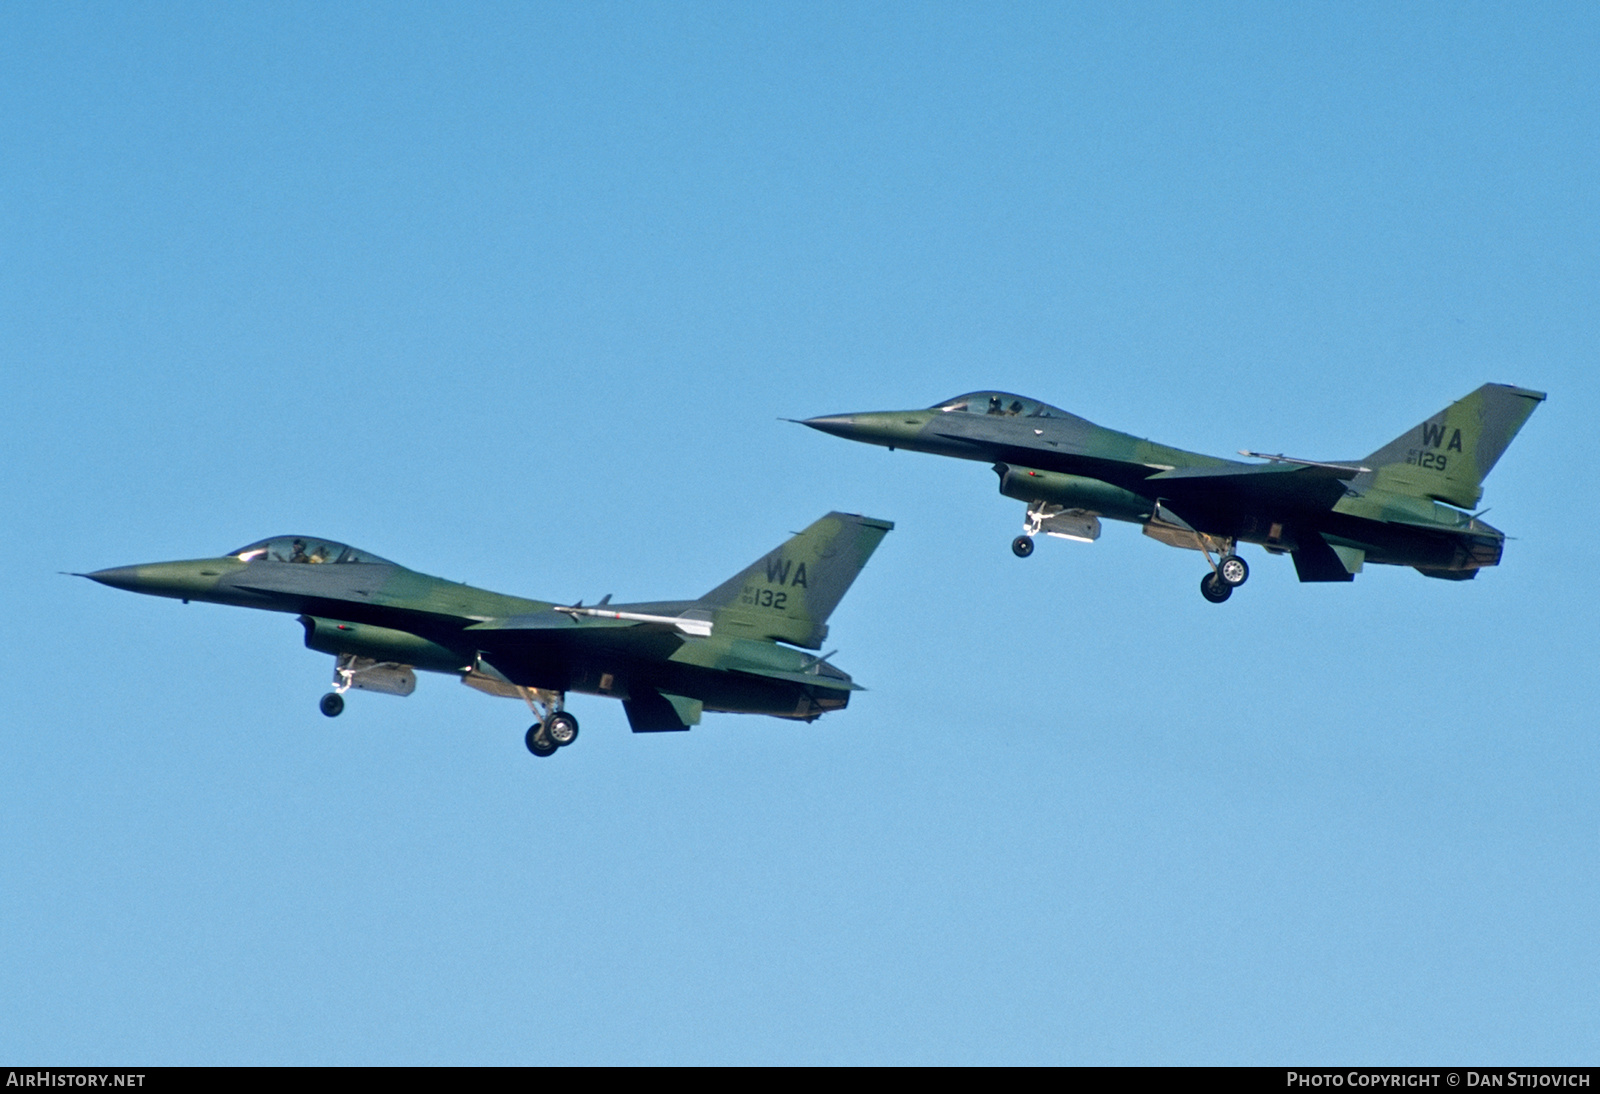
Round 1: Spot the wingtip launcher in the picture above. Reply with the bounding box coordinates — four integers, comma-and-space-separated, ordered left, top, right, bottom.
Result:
552, 604, 714, 637
1239, 451, 1372, 475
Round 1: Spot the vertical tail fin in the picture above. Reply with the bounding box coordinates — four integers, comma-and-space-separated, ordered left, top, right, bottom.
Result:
698, 512, 893, 650
1363, 383, 1545, 508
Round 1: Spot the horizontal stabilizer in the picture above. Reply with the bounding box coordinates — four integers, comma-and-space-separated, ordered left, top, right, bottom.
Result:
730, 665, 863, 691
1415, 566, 1478, 581
1291, 533, 1359, 583
624, 689, 702, 732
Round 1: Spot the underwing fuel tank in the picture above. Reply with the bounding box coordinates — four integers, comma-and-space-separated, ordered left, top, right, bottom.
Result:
993, 464, 1150, 522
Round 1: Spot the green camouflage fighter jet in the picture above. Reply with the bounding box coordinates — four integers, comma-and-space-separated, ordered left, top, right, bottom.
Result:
801, 384, 1543, 603
83, 512, 892, 757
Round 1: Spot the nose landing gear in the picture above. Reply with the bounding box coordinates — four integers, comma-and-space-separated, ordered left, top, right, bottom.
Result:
317, 652, 417, 714
1010, 502, 1101, 558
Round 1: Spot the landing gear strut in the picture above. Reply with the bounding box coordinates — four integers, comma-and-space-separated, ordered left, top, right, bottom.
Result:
525, 723, 559, 757
1200, 573, 1232, 603
1011, 502, 1101, 557
318, 652, 416, 714
544, 712, 580, 747
519, 686, 578, 757
319, 653, 365, 716
1198, 541, 1249, 604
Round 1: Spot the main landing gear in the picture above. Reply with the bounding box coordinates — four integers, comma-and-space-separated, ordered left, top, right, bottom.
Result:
520, 687, 579, 759
525, 724, 559, 757
1012, 535, 1035, 558
1199, 546, 1250, 604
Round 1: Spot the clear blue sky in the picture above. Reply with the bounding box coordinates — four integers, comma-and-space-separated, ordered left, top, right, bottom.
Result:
3, 1, 1595, 1064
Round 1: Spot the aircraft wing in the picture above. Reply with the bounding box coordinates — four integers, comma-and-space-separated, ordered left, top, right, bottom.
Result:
464, 609, 707, 661
462, 604, 710, 670
922, 424, 1359, 511
466, 607, 711, 637
1143, 461, 1359, 512
465, 612, 630, 632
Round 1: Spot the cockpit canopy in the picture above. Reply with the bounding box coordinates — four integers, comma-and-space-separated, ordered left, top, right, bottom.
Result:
228, 536, 393, 565
930, 391, 1068, 419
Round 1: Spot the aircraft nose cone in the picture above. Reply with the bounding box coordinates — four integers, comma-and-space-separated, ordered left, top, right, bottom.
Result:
800, 411, 927, 447
800, 414, 863, 439
81, 560, 223, 600
84, 565, 146, 592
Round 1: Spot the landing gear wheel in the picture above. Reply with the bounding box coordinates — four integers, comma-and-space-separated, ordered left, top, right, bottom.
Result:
1218, 554, 1249, 587
545, 712, 580, 747
320, 692, 345, 718
1012, 535, 1035, 558
1200, 573, 1233, 603
525, 723, 558, 757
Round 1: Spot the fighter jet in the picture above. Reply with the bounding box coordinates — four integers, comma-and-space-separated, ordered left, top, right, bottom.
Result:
82, 512, 892, 757
801, 384, 1543, 602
